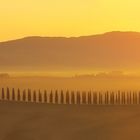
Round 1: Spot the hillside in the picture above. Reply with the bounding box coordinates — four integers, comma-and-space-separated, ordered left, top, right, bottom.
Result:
0, 31, 140, 71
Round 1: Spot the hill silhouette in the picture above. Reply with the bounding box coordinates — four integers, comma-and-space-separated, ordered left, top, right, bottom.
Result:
0, 31, 140, 71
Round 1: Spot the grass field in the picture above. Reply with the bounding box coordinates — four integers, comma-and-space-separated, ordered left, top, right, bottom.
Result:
0, 102, 140, 140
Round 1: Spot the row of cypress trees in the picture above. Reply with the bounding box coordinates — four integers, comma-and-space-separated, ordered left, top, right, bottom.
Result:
0, 88, 140, 105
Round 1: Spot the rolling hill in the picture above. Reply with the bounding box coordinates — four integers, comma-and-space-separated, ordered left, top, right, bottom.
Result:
0, 31, 140, 71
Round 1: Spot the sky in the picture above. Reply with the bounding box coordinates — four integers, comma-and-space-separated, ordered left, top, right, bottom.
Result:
0, 0, 140, 41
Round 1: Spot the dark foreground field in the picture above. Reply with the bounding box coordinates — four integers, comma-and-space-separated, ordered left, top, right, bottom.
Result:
0, 102, 140, 140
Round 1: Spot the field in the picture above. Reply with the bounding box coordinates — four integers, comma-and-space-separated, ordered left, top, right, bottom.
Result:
0, 102, 140, 140
1, 76, 140, 140
1, 76, 140, 91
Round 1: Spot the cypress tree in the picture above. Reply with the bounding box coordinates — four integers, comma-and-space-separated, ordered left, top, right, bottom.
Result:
100, 92, 103, 105
17, 88, 21, 101
6, 87, 10, 100
88, 91, 92, 104
71, 91, 75, 104
1, 88, 5, 100
130, 91, 132, 105
133, 92, 135, 104
135, 92, 137, 104
76, 91, 80, 104
112, 92, 114, 105
28, 89, 31, 102
33, 90, 37, 102
121, 92, 124, 104
44, 90, 47, 103
93, 92, 97, 105
124, 92, 126, 105
105, 92, 107, 105
12, 88, 15, 101
23, 90, 26, 102
115, 91, 117, 105
118, 91, 120, 105
82, 92, 86, 104
106, 91, 109, 105
99, 92, 101, 105
49, 90, 53, 104
126, 92, 129, 105
38, 90, 42, 102
54, 90, 59, 104
66, 91, 70, 104
60, 90, 64, 104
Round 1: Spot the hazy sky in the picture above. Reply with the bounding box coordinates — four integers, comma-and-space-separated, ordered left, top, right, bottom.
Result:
0, 0, 140, 41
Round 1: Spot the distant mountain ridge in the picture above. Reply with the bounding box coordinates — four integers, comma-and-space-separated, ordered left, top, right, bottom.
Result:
1, 31, 140, 71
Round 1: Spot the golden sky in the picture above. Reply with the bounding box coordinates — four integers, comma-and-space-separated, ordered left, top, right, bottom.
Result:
0, 0, 140, 41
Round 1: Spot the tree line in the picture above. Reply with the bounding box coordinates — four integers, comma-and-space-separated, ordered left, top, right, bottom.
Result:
0, 88, 140, 105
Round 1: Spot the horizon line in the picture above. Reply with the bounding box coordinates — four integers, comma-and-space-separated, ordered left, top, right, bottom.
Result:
1, 30, 140, 43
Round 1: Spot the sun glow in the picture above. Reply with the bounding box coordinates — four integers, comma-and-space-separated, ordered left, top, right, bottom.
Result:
0, 0, 140, 41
